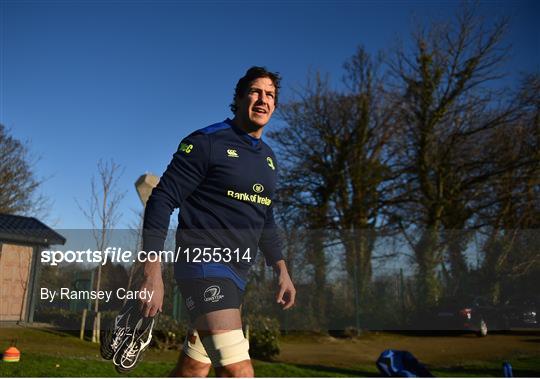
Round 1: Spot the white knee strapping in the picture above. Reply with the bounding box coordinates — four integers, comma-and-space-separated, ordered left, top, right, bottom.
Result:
200, 329, 250, 367
183, 329, 211, 364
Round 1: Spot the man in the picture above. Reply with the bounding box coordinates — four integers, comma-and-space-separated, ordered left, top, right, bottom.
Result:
140, 66, 296, 377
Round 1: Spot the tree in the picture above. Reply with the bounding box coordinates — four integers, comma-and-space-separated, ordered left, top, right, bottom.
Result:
388, 5, 521, 306
124, 210, 145, 307
271, 73, 339, 329
478, 74, 540, 303
0, 124, 47, 216
77, 159, 126, 342
334, 47, 397, 327
271, 48, 396, 328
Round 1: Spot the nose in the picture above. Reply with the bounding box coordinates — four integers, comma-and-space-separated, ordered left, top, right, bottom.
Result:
256, 92, 268, 105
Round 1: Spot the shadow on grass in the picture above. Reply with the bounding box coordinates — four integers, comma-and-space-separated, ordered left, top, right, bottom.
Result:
29, 326, 99, 342
285, 363, 378, 377
504, 329, 540, 336
31, 327, 81, 339
384, 330, 477, 337
435, 366, 540, 377
384, 329, 540, 337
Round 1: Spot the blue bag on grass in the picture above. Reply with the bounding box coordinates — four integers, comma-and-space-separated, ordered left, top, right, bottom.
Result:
376, 349, 433, 377
503, 362, 513, 377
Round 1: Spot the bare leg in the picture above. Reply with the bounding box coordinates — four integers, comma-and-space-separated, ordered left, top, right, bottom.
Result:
169, 350, 211, 377
214, 359, 254, 377
196, 309, 253, 378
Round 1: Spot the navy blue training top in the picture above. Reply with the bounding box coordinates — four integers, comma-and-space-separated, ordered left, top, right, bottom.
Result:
142, 119, 283, 290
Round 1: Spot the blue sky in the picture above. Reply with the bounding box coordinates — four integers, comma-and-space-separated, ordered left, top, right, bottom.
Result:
1, 0, 539, 229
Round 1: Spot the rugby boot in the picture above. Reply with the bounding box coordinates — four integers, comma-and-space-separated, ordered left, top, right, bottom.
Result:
113, 315, 156, 373
100, 299, 141, 360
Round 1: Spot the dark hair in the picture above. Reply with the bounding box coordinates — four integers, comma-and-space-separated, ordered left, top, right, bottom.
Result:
230, 66, 281, 114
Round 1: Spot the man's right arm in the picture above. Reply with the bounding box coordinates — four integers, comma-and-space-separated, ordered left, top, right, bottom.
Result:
142, 132, 211, 253
140, 132, 211, 316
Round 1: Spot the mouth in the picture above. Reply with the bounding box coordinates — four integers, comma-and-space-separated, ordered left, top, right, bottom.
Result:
252, 107, 267, 115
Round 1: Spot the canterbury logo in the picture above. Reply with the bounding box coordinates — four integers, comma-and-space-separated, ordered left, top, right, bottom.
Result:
253, 183, 264, 193
227, 149, 239, 158
179, 143, 193, 154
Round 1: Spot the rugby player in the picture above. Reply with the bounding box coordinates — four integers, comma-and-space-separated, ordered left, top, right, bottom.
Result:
140, 67, 296, 377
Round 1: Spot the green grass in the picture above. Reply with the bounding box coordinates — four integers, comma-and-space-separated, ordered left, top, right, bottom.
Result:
1, 353, 539, 377
432, 357, 540, 378
0, 352, 379, 377
0, 353, 168, 377
1, 326, 539, 377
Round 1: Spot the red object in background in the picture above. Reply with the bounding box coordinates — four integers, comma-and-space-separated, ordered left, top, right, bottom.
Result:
3, 346, 20, 362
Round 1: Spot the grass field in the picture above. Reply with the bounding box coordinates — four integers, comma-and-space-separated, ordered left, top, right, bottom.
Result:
1, 326, 539, 377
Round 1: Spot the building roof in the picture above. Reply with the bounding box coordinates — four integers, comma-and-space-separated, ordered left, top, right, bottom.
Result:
0, 213, 66, 246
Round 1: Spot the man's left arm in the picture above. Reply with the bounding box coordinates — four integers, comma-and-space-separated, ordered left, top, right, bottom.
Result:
258, 205, 296, 310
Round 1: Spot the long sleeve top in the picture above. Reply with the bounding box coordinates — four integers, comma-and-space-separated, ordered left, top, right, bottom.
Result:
142, 119, 283, 290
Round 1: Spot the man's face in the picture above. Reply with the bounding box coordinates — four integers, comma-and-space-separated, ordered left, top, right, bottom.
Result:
236, 77, 276, 129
